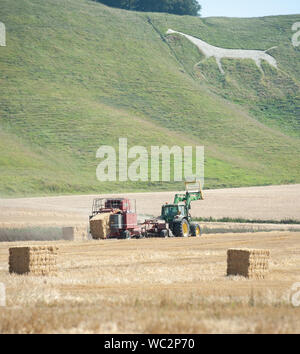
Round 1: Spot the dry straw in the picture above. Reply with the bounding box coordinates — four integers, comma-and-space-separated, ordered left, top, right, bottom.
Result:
9, 246, 58, 276
62, 226, 88, 241
227, 248, 270, 279
89, 213, 112, 239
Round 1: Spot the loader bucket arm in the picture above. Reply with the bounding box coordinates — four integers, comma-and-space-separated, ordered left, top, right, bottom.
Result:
173, 179, 204, 212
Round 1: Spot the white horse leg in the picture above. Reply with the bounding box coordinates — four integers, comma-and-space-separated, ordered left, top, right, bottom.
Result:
254, 59, 264, 74
215, 57, 225, 74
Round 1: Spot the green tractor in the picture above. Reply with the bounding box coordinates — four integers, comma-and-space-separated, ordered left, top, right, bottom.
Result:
161, 180, 204, 237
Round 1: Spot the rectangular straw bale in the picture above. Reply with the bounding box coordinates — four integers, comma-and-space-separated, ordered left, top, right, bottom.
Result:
9, 246, 58, 276
63, 226, 88, 241
227, 248, 270, 279
90, 212, 112, 239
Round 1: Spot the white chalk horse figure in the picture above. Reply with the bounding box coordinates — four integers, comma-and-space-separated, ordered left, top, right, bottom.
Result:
167, 29, 277, 74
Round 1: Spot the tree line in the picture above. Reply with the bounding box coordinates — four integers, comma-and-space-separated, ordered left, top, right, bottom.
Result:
94, 0, 201, 16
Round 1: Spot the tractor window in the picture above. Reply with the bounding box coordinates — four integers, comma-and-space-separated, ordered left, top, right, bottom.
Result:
178, 205, 185, 215
163, 206, 178, 217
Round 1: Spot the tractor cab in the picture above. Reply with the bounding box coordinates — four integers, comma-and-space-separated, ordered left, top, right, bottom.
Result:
161, 203, 186, 223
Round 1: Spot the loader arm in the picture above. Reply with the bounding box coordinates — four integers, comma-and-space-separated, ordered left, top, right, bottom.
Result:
174, 191, 203, 212
173, 179, 204, 214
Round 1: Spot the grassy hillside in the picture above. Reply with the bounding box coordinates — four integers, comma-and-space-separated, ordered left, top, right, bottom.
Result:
0, 0, 299, 196
156, 15, 300, 137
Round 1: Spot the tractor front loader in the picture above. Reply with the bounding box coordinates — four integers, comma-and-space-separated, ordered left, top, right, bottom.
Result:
142, 179, 204, 238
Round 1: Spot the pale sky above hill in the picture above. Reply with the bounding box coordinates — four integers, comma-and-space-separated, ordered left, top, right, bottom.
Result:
199, 0, 300, 18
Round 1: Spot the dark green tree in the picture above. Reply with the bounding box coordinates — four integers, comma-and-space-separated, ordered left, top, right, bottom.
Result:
94, 0, 201, 16
95, 0, 121, 7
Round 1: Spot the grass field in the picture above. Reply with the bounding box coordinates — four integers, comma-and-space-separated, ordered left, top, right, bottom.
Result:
0, 0, 299, 196
0, 232, 299, 334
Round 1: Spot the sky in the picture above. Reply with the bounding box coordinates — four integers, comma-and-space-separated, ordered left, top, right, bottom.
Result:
199, 0, 300, 18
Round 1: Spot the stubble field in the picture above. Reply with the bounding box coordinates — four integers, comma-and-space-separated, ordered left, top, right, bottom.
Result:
0, 185, 299, 333
0, 232, 299, 334
0, 185, 300, 229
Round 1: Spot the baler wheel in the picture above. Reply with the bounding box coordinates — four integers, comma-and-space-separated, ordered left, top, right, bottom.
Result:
121, 230, 131, 239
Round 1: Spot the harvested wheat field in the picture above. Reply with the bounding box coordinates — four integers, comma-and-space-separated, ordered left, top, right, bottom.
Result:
0, 185, 300, 228
0, 232, 299, 334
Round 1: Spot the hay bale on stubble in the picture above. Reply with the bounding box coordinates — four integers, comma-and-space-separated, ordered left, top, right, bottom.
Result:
9, 246, 58, 276
227, 248, 270, 279
62, 226, 88, 241
89, 212, 112, 239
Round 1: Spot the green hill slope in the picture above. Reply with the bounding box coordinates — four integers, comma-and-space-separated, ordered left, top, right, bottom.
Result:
0, 0, 299, 196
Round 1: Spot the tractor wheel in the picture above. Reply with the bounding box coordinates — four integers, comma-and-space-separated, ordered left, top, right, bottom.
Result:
190, 224, 201, 237
172, 219, 190, 237
159, 229, 169, 238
